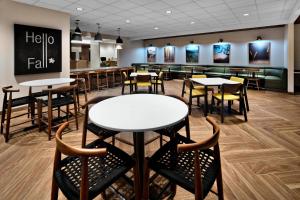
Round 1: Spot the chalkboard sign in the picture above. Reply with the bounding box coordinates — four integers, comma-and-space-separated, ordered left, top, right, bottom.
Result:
14, 24, 62, 75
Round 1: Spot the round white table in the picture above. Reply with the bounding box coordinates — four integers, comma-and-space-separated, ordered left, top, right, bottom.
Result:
89, 94, 188, 199
19, 77, 75, 88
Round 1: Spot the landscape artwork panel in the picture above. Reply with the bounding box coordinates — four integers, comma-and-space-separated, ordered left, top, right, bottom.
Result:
147, 47, 156, 63
186, 45, 199, 63
164, 46, 175, 63
249, 41, 271, 64
213, 44, 230, 63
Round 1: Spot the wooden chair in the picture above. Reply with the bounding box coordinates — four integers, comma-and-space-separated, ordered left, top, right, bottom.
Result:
211, 83, 247, 123
182, 79, 205, 115
136, 74, 152, 93
37, 85, 79, 140
230, 76, 249, 111
51, 122, 135, 200
121, 71, 136, 95
154, 95, 190, 147
81, 96, 119, 147
151, 71, 165, 94
182, 75, 213, 98
143, 117, 223, 200
1, 86, 35, 142
71, 78, 88, 113
246, 68, 260, 90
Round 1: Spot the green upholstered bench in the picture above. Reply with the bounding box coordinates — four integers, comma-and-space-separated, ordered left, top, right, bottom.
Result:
264, 68, 287, 90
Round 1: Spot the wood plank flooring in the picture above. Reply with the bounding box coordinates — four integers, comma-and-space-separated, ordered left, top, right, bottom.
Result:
0, 79, 299, 200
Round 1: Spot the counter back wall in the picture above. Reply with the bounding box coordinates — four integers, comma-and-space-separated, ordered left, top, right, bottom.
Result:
144, 26, 285, 67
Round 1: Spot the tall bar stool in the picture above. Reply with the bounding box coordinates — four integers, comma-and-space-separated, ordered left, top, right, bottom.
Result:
105, 69, 115, 88
70, 78, 88, 113
70, 71, 90, 92
94, 69, 108, 90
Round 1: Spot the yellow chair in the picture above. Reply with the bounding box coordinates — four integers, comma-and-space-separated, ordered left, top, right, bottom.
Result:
121, 71, 136, 94
183, 79, 205, 115
230, 76, 249, 111
151, 71, 165, 94
136, 74, 152, 93
211, 83, 247, 123
182, 74, 214, 98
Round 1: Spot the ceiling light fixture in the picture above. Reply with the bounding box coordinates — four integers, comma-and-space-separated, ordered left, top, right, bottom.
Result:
243, 13, 249, 16
154, 27, 159, 30
190, 21, 195, 24
94, 23, 103, 42
126, 19, 131, 23
256, 36, 262, 40
76, 7, 83, 11
166, 10, 172, 14
71, 20, 82, 41
116, 28, 123, 45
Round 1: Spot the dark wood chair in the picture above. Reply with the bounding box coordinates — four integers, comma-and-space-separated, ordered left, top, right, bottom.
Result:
121, 71, 136, 95
70, 78, 88, 113
37, 85, 79, 140
81, 96, 119, 147
182, 79, 205, 115
136, 74, 152, 93
143, 117, 223, 200
154, 95, 190, 147
230, 76, 249, 111
151, 71, 165, 94
51, 122, 135, 200
211, 83, 247, 123
1, 86, 35, 142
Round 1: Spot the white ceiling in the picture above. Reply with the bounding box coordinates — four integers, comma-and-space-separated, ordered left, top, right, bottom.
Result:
14, 0, 300, 40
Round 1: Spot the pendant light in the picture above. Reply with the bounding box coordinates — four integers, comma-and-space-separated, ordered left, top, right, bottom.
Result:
116, 28, 123, 44
94, 23, 103, 42
71, 20, 82, 41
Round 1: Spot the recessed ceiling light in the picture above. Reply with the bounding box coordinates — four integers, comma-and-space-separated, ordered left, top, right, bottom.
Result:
243, 13, 249, 16
76, 7, 83, 11
154, 27, 159, 30
166, 10, 172, 14
190, 21, 195, 24
126, 19, 131, 23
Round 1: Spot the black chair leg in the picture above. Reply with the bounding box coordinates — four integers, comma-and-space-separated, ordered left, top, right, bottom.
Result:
221, 100, 224, 123
121, 85, 125, 95
161, 83, 165, 94
242, 99, 248, 122
181, 81, 185, 97
185, 116, 190, 139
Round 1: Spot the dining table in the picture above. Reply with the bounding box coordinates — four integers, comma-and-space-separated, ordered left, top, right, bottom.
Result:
88, 94, 188, 199
190, 77, 239, 116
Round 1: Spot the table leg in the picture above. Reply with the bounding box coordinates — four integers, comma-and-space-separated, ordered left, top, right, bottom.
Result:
133, 132, 144, 200
204, 86, 208, 116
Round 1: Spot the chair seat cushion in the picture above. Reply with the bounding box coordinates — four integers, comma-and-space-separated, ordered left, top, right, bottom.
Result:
42, 96, 74, 107
148, 134, 219, 198
55, 139, 134, 200
213, 93, 239, 101
151, 80, 162, 84
137, 82, 151, 87
192, 89, 205, 96
124, 80, 136, 85
87, 123, 119, 139
11, 96, 33, 107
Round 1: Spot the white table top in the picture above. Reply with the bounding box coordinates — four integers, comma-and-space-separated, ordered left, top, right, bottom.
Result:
89, 94, 188, 132
130, 72, 158, 77
19, 78, 75, 87
190, 77, 239, 86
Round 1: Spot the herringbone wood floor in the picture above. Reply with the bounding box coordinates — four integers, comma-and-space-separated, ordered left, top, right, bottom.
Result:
0, 80, 299, 200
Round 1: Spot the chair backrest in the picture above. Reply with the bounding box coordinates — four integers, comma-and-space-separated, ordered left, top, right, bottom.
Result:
158, 71, 164, 80
136, 74, 151, 82
1, 86, 20, 109
82, 96, 115, 147
192, 74, 207, 78
122, 71, 128, 80
230, 76, 245, 84
53, 122, 107, 200
221, 83, 242, 96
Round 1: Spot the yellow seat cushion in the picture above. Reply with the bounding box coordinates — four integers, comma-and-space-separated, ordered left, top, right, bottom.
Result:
230, 76, 244, 84
194, 85, 214, 91
124, 80, 136, 85
137, 82, 151, 87
191, 89, 205, 96
192, 74, 207, 78
151, 80, 162, 84
213, 93, 240, 101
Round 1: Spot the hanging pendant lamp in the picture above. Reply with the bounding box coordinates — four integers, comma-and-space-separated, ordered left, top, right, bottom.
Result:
116, 28, 123, 44
94, 23, 103, 42
72, 20, 82, 41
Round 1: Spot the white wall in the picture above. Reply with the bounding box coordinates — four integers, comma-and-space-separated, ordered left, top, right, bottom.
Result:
144, 27, 285, 67
0, 0, 70, 107
118, 39, 145, 67
100, 43, 117, 61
